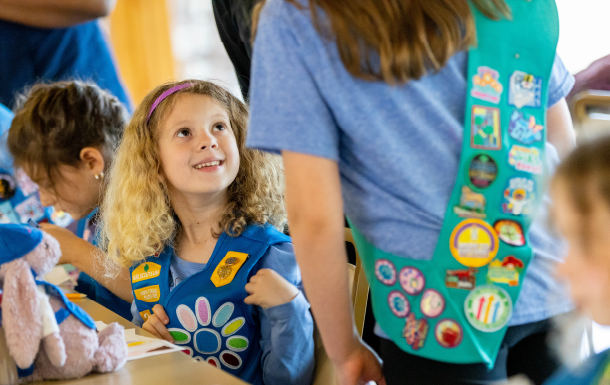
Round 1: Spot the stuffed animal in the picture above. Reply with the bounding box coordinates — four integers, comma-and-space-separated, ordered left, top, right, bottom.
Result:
0, 223, 127, 381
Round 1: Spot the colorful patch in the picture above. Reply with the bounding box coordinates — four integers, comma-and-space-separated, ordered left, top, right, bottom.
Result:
502, 177, 536, 216
180, 346, 193, 357
0, 201, 19, 224
196, 297, 212, 326
445, 268, 477, 290
487, 256, 524, 286
508, 145, 543, 174
194, 328, 221, 354
134, 285, 161, 302
494, 220, 525, 246
464, 285, 513, 333
132, 262, 162, 283
375, 259, 397, 286
469, 154, 498, 189
14, 196, 45, 223
387, 290, 410, 318
0, 173, 16, 200
177, 304, 198, 332
168, 328, 192, 345
403, 313, 429, 350
220, 350, 243, 370
508, 110, 544, 145
435, 319, 463, 348
211, 251, 249, 288
206, 356, 220, 368
399, 267, 425, 295
471, 66, 503, 104
450, 219, 499, 268
14, 168, 39, 196
420, 289, 445, 319
509, 71, 542, 109
471, 106, 501, 150
453, 186, 487, 219
213, 302, 235, 327
139, 309, 152, 322
221, 317, 245, 337
226, 336, 249, 352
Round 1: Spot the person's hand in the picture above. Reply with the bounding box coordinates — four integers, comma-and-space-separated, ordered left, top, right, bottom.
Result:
39, 222, 90, 265
244, 268, 299, 309
142, 304, 174, 343
569, 53, 610, 101
334, 340, 386, 385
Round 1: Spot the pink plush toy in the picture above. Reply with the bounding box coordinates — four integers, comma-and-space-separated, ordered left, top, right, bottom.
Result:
0, 223, 127, 381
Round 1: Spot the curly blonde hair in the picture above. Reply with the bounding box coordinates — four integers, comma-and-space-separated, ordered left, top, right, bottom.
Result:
101, 80, 286, 268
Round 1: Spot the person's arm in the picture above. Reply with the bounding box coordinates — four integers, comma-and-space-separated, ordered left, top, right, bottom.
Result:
0, 0, 115, 28
39, 223, 133, 302
546, 98, 576, 159
567, 53, 610, 102
282, 151, 385, 385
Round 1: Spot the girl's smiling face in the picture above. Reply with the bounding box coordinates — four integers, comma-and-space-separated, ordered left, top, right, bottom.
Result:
157, 93, 240, 201
552, 178, 610, 325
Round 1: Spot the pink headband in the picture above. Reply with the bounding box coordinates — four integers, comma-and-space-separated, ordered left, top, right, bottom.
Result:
146, 83, 192, 124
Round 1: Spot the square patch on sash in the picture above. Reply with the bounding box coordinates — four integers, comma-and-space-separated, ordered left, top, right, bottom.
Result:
471, 106, 501, 150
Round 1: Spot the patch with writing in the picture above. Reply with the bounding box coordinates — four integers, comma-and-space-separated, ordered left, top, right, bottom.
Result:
471, 106, 501, 150
454, 186, 487, 219
487, 256, 524, 286
139, 309, 152, 322
132, 262, 162, 283
450, 219, 499, 268
469, 154, 498, 189
464, 285, 512, 333
134, 285, 161, 303
471, 66, 503, 104
445, 268, 477, 290
509, 71, 542, 109
508, 145, 543, 174
502, 177, 536, 216
509, 110, 543, 145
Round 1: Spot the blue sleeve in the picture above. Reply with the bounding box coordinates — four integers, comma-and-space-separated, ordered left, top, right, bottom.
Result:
548, 54, 575, 108
247, 0, 339, 161
131, 301, 144, 327
0, 103, 14, 171
255, 242, 315, 385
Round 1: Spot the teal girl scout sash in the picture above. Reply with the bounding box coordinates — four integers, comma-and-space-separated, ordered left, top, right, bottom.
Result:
350, 0, 559, 367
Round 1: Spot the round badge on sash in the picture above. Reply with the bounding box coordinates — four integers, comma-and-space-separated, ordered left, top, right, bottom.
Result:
375, 259, 397, 286
0, 173, 17, 200
420, 289, 445, 318
399, 267, 425, 295
435, 319, 463, 348
494, 220, 525, 246
449, 219, 499, 267
464, 285, 512, 333
388, 290, 410, 317
469, 155, 498, 189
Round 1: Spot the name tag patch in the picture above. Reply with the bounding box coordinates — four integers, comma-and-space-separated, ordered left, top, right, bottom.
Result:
134, 285, 161, 302
132, 262, 162, 283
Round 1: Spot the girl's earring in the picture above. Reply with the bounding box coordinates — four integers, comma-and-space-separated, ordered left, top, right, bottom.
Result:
94, 172, 105, 180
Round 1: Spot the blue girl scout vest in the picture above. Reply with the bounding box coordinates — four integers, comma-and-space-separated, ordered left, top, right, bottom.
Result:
350, 0, 559, 368
130, 224, 290, 384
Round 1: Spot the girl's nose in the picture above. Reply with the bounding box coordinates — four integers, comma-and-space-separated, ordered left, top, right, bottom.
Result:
200, 142, 219, 150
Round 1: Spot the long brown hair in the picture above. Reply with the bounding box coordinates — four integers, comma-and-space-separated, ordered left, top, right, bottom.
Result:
253, 0, 510, 84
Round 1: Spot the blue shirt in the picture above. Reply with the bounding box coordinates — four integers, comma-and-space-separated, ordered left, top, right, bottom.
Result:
247, 0, 575, 325
0, 103, 14, 171
545, 349, 610, 385
0, 19, 130, 110
131, 242, 315, 385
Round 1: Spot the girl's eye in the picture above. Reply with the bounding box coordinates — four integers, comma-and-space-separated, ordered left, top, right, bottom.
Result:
212, 123, 226, 132
177, 128, 191, 137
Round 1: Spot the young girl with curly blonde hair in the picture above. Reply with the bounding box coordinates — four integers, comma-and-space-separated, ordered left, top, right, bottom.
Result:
101, 80, 314, 385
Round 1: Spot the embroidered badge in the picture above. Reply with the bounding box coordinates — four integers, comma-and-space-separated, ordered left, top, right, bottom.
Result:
464, 285, 513, 333
469, 154, 498, 189
508, 110, 544, 145
211, 252, 249, 288
133, 285, 161, 302
132, 262, 162, 283
449, 219, 499, 268
0, 201, 20, 224
196, 297, 212, 326
14, 168, 39, 196
139, 309, 152, 322
420, 289, 445, 318
388, 290, 410, 318
494, 220, 525, 246
399, 266, 425, 295
471, 106, 502, 150
453, 186, 487, 219
508, 145, 543, 174
0, 173, 16, 200
445, 268, 478, 290
471, 66, 504, 104
435, 319, 463, 348
14, 195, 45, 223
502, 177, 536, 216
509, 71, 542, 109
375, 259, 397, 286
403, 313, 429, 350
487, 256, 524, 286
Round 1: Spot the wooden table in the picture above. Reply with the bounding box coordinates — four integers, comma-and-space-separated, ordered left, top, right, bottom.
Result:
31, 298, 248, 385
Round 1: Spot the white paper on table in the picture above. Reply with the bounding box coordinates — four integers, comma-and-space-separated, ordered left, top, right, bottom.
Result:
44, 266, 76, 287
125, 332, 184, 361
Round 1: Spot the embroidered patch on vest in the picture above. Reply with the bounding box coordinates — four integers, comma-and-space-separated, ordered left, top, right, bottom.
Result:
464, 285, 512, 333
471, 106, 501, 150
132, 262, 162, 283
420, 289, 445, 319
134, 285, 161, 302
211, 252, 249, 288
450, 219, 499, 267
139, 309, 152, 321
435, 319, 463, 348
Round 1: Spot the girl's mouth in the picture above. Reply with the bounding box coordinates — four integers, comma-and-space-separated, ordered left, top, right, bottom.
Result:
193, 160, 223, 170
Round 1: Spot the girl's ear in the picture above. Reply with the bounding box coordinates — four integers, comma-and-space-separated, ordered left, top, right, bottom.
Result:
79, 147, 105, 177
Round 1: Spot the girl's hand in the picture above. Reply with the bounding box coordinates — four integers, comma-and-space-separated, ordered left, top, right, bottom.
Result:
244, 268, 299, 309
142, 304, 174, 343
335, 340, 386, 385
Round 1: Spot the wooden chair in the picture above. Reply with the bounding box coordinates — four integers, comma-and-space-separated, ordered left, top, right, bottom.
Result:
570, 90, 610, 142
312, 228, 370, 385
